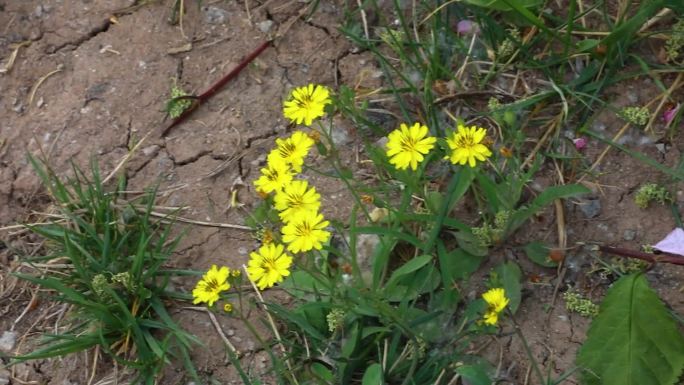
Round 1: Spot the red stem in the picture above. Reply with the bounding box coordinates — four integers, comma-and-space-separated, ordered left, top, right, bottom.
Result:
162, 40, 272, 137
598, 245, 684, 266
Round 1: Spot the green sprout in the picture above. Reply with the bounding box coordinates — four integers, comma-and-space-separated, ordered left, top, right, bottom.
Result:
620, 106, 651, 126
665, 19, 684, 63
563, 289, 599, 318
634, 183, 672, 209
165, 80, 192, 119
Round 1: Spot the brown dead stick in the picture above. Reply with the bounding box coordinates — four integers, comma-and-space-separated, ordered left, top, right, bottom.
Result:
161, 40, 272, 137
599, 245, 684, 266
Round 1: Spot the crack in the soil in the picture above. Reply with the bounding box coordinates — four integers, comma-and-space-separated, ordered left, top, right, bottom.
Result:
45, 18, 112, 54
244, 129, 278, 149
170, 149, 213, 167
176, 228, 220, 254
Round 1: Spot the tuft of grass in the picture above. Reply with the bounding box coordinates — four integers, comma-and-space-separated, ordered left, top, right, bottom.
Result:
11, 155, 200, 385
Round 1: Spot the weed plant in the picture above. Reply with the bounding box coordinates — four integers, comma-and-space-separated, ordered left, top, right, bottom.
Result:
11, 155, 199, 384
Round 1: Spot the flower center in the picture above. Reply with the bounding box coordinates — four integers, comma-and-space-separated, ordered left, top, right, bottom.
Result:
400, 136, 419, 153
204, 278, 220, 292
279, 142, 297, 159
295, 221, 313, 237
455, 132, 476, 148
267, 168, 280, 181
261, 257, 278, 272
295, 93, 314, 109
287, 193, 304, 209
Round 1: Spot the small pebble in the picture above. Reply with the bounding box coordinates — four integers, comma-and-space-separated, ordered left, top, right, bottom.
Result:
623, 229, 637, 241
0, 368, 9, 385
256, 20, 273, 33
0, 331, 17, 353
203, 6, 228, 24
578, 197, 601, 219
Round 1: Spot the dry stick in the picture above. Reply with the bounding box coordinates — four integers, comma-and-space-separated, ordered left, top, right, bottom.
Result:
102, 130, 153, 185
161, 40, 272, 137
580, 97, 660, 182
598, 245, 684, 266
27, 66, 63, 107
146, 210, 251, 230
644, 72, 683, 133
241, 264, 300, 385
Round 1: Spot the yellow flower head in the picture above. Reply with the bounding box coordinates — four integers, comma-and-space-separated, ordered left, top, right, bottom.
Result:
281, 211, 331, 253
274, 180, 321, 223
283, 84, 332, 126
445, 125, 492, 167
482, 287, 509, 325
247, 243, 293, 290
385, 122, 436, 170
223, 303, 233, 313
192, 265, 231, 306
269, 131, 315, 173
253, 159, 294, 194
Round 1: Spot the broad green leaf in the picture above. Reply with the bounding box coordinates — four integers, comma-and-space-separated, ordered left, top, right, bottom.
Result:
361, 363, 383, 385
310, 362, 334, 383
456, 363, 493, 385
438, 241, 485, 284
493, 262, 522, 313
577, 274, 684, 385
384, 254, 433, 291
279, 270, 330, 299
523, 241, 558, 267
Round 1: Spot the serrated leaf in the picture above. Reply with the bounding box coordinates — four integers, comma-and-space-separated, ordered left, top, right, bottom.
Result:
577, 273, 684, 385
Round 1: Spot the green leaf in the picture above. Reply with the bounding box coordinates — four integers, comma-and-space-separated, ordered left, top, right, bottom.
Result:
508, 184, 590, 234
438, 241, 485, 284
456, 363, 493, 385
384, 254, 433, 292
462, 0, 542, 11
493, 262, 522, 313
523, 241, 558, 267
577, 274, 684, 385
361, 363, 383, 385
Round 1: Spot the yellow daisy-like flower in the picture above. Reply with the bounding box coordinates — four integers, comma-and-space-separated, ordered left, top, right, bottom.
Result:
482, 287, 509, 325
247, 243, 293, 290
445, 125, 492, 167
268, 131, 315, 172
253, 159, 294, 194
385, 122, 436, 170
281, 211, 331, 253
274, 180, 321, 223
192, 265, 231, 306
283, 84, 332, 126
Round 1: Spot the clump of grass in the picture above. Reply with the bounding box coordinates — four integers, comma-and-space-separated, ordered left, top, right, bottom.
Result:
12, 155, 199, 384
634, 183, 672, 208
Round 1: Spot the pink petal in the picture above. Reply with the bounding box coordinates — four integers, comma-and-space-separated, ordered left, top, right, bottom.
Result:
663, 104, 679, 125
573, 137, 588, 150
653, 228, 684, 257
457, 20, 478, 35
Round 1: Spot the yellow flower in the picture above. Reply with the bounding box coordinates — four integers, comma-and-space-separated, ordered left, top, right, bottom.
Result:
385, 123, 436, 170
283, 84, 332, 126
269, 131, 315, 173
281, 211, 331, 253
482, 288, 509, 325
247, 243, 293, 290
223, 303, 233, 313
192, 265, 231, 306
445, 125, 492, 167
253, 159, 294, 194
274, 180, 321, 223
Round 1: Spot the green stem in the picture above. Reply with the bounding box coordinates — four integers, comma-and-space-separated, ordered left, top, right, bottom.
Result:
507, 308, 546, 385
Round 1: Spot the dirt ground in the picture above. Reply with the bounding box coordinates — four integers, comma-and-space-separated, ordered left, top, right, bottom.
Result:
0, 1, 683, 384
